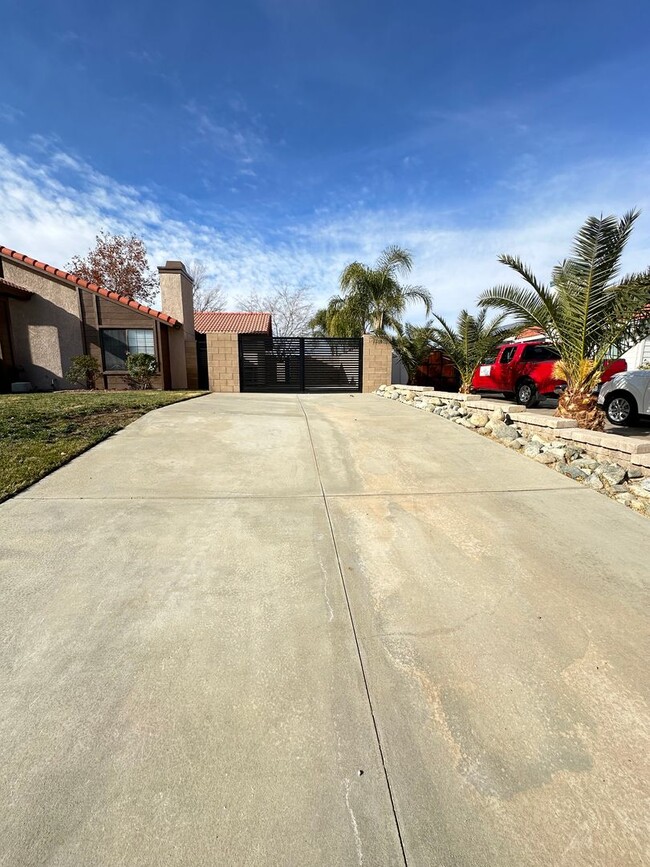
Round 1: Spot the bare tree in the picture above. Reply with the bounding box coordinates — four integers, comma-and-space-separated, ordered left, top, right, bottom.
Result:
236, 284, 315, 336
188, 260, 226, 312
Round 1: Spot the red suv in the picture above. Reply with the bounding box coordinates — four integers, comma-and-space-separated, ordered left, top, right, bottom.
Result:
471, 339, 627, 407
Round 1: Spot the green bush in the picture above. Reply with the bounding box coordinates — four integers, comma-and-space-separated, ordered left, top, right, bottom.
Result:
67, 354, 101, 390
125, 353, 157, 389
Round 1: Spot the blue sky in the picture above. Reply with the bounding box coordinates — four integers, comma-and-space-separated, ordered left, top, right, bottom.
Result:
1, 0, 649, 319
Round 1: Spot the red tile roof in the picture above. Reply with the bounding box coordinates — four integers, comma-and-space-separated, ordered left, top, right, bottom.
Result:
0, 245, 179, 326
516, 326, 546, 339
194, 311, 272, 334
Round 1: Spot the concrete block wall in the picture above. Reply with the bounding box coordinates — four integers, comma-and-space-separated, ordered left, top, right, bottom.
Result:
207, 332, 240, 392
362, 334, 392, 393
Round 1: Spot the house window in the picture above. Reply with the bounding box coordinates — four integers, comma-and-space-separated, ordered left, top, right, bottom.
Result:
102, 329, 155, 370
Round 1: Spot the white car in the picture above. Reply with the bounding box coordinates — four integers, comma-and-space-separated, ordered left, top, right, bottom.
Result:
597, 370, 650, 426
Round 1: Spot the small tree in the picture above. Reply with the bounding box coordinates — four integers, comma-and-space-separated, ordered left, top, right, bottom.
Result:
236, 284, 315, 336
188, 260, 226, 312
66, 231, 158, 305
125, 353, 157, 389
67, 354, 101, 390
391, 322, 436, 384
430, 309, 514, 392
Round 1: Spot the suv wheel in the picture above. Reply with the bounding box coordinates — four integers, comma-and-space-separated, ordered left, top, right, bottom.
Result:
516, 380, 539, 408
604, 393, 638, 426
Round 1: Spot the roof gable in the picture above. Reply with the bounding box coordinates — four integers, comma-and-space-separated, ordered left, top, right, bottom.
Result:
0, 245, 179, 326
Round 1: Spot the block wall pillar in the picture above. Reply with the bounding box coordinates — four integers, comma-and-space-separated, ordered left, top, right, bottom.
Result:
207, 332, 240, 392
362, 333, 392, 392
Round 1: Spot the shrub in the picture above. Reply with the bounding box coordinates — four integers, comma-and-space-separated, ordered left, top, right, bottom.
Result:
67, 354, 101, 389
125, 353, 157, 389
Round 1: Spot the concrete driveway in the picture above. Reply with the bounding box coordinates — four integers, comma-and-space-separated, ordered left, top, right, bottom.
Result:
1, 393, 648, 866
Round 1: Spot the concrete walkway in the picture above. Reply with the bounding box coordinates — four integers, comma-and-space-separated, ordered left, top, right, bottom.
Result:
1, 393, 648, 866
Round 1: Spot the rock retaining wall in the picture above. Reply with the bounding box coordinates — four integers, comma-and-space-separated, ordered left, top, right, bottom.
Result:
376, 384, 650, 518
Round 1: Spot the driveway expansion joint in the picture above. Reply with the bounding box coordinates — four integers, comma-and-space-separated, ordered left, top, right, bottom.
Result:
15, 486, 588, 503
297, 396, 409, 867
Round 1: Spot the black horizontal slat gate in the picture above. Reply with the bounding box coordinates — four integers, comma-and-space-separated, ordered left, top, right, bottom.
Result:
303, 338, 362, 392
238, 336, 362, 393
239, 337, 302, 392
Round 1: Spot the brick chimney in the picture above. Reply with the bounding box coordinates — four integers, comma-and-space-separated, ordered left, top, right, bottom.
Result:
158, 261, 198, 389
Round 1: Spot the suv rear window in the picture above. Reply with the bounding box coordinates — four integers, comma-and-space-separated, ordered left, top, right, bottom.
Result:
499, 346, 517, 364
521, 344, 561, 362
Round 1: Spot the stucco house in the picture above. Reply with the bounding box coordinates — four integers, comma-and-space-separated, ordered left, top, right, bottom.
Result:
0, 245, 277, 393
0, 246, 202, 392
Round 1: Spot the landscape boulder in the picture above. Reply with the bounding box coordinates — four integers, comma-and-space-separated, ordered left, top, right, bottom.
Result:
491, 420, 519, 442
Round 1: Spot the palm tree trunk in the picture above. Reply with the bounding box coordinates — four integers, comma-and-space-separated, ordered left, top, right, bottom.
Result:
557, 386, 604, 430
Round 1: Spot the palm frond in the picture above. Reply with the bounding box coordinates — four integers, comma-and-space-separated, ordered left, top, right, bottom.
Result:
376, 245, 413, 277
478, 284, 556, 336
400, 285, 433, 314
497, 255, 548, 297
339, 262, 369, 294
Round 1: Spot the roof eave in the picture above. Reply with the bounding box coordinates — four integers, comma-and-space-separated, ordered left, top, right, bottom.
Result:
0, 245, 179, 326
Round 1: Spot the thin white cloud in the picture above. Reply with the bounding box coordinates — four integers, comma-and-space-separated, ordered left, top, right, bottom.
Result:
0, 140, 648, 322
0, 103, 24, 124
183, 100, 266, 165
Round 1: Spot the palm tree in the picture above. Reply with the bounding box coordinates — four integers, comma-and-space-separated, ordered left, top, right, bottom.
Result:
308, 308, 330, 337
430, 309, 515, 392
479, 211, 650, 429
391, 322, 436, 384
315, 294, 369, 337
319, 245, 432, 337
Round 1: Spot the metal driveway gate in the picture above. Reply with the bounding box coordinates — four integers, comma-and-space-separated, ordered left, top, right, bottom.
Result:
239, 336, 362, 393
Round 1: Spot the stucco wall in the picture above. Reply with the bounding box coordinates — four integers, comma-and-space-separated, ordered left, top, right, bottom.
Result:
167, 328, 189, 389
185, 339, 199, 390
4, 261, 84, 390
159, 263, 196, 390
159, 263, 194, 339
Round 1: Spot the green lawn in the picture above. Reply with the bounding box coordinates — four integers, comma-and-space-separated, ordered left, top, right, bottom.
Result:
0, 390, 206, 502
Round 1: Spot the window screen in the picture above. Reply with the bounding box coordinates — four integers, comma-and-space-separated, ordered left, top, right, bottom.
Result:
102, 329, 155, 370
